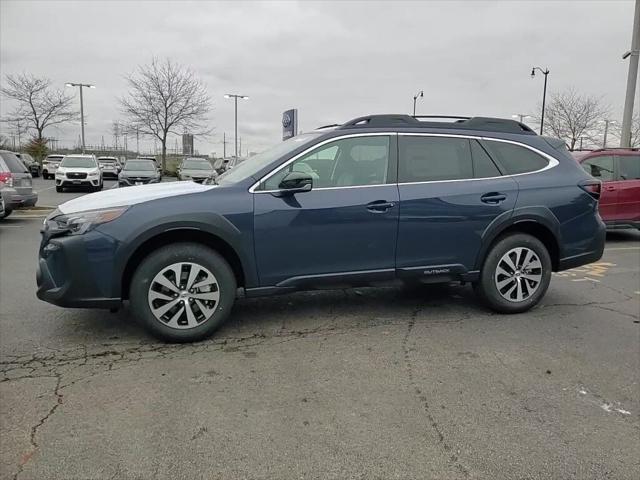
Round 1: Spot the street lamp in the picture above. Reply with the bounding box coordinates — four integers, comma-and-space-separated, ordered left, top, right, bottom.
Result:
65, 82, 95, 153
512, 114, 532, 123
224, 94, 249, 159
412, 90, 424, 116
530, 67, 549, 135
600, 119, 617, 148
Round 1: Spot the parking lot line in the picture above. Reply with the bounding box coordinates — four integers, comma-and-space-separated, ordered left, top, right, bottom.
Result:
604, 247, 640, 251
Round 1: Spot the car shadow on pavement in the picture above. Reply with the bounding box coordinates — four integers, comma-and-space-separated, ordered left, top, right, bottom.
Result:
52, 283, 484, 345
605, 229, 640, 242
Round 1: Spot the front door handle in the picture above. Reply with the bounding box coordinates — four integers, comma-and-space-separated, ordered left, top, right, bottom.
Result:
605, 185, 616, 191
480, 192, 507, 204
366, 200, 395, 213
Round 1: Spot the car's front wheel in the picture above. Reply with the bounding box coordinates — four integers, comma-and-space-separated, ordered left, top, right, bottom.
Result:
474, 233, 552, 314
55, 186, 63, 193
130, 243, 237, 342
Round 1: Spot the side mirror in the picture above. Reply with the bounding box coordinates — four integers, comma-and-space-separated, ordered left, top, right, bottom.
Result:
275, 171, 313, 195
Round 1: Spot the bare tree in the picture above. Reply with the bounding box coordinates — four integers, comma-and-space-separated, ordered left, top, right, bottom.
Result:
540, 89, 608, 150
1, 73, 78, 141
119, 58, 212, 170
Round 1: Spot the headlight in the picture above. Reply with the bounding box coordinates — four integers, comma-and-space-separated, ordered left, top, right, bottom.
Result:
88, 171, 99, 177
55, 171, 64, 177
46, 207, 128, 235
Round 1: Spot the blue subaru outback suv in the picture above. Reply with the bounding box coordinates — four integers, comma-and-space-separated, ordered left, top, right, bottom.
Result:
37, 115, 606, 342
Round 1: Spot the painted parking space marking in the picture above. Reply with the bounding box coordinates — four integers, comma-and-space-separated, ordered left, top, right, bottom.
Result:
554, 262, 616, 283
604, 247, 640, 251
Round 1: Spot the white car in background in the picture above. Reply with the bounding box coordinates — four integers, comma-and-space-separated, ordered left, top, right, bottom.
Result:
42, 154, 64, 179
55, 154, 104, 192
97, 156, 122, 179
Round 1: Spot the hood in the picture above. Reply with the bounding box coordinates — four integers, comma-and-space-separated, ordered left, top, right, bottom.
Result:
58, 166, 99, 173
58, 181, 216, 214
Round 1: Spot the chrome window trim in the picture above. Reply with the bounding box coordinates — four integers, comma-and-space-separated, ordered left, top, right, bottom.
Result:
250, 131, 560, 193
249, 132, 397, 194
396, 133, 559, 185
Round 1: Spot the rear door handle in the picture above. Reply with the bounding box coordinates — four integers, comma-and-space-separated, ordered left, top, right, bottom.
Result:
366, 200, 395, 213
605, 186, 616, 191
480, 192, 507, 204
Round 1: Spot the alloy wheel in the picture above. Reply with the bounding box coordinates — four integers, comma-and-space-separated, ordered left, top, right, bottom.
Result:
147, 262, 220, 329
494, 247, 543, 302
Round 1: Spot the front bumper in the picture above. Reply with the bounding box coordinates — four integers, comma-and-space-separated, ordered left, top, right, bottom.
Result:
36, 229, 121, 309
56, 177, 101, 187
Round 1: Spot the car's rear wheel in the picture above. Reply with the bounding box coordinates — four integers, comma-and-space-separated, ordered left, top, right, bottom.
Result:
130, 243, 236, 342
474, 233, 551, 313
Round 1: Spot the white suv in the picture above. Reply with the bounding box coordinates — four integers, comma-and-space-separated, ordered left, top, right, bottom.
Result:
55, 154, 103, 192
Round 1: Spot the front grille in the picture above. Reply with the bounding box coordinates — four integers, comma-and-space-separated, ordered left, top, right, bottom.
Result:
127, 177, 152, 184
67, 172, 87, 179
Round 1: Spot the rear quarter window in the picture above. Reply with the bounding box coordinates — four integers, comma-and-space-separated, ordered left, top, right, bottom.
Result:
481, 140, 549, 175
618, 154, 640, 180
0, 152, 29, 173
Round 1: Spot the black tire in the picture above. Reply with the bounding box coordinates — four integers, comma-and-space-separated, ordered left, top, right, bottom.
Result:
43, 172, 49, 180
474, 233, 552, 314
55, 186, 63, 193
0, 207, 11, 219
130, 243, 236, 342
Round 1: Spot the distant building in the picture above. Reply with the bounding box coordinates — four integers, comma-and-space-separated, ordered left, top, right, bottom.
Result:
182, 134, 194, 155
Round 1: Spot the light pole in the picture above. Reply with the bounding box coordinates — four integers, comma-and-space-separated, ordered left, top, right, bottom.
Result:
224, 94, 249, 159
601, 120, 617, 148
65, 82, 95, 153
530, 67, 549, 135
620, 0, 640, 147
413, 90, 424, 116
512, 114, 532, 123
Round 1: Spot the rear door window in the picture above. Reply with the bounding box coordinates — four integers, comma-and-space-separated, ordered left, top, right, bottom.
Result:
617, 154, 640, 181
581, 155, 615, 182
480, 140, 549, 175
399, 136, 473, 182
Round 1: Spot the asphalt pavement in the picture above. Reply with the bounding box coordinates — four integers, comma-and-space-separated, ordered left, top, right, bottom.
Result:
0, 180, 638, 480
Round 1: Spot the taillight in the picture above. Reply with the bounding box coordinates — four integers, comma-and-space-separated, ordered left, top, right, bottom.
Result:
578, 179, 601, 200
0, 172, 13, 187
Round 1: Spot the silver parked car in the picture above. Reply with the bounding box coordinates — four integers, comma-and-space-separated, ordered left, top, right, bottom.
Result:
42, 154, 64, 179
177, 157, 217, 183
0, 150, 38, 208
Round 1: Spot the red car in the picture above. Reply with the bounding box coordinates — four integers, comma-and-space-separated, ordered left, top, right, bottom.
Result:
573, 148, 640, 230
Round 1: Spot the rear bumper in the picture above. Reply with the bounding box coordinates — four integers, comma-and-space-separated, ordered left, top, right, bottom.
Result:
10, 192, 38, 208
557, 216, 606, 271
36, 230, 121, 309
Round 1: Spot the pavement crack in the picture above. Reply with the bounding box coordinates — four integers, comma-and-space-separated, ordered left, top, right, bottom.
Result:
13, 373, 63, 480
402, 303, 469, 477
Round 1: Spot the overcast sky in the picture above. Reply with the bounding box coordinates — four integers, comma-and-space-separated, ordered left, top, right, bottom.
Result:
0, 0, 637, 156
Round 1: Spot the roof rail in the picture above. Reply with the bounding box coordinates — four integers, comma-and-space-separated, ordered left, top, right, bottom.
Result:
590, 147, 639, 152
337, 114, 536, 135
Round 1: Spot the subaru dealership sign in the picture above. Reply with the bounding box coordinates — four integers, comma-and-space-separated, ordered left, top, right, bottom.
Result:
282, 109, 298, 140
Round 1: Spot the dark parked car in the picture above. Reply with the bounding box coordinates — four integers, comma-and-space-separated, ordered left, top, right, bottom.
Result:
42, 154, 64, 179
97, 156, 122, 179
177, 157, 217, 183
37, 114, 605, 342
16, 152, 42, 177
118, 159, 161, 187
573, 148, 639, 230
0, 150, 38, 208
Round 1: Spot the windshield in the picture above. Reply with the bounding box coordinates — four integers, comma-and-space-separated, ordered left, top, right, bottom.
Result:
98, 158, 117, 163
45, 156, 63, 163
217, 133, 322, 185
182, 159, 212, 170
124, 160, 155, 171
60, 156, 97, 168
